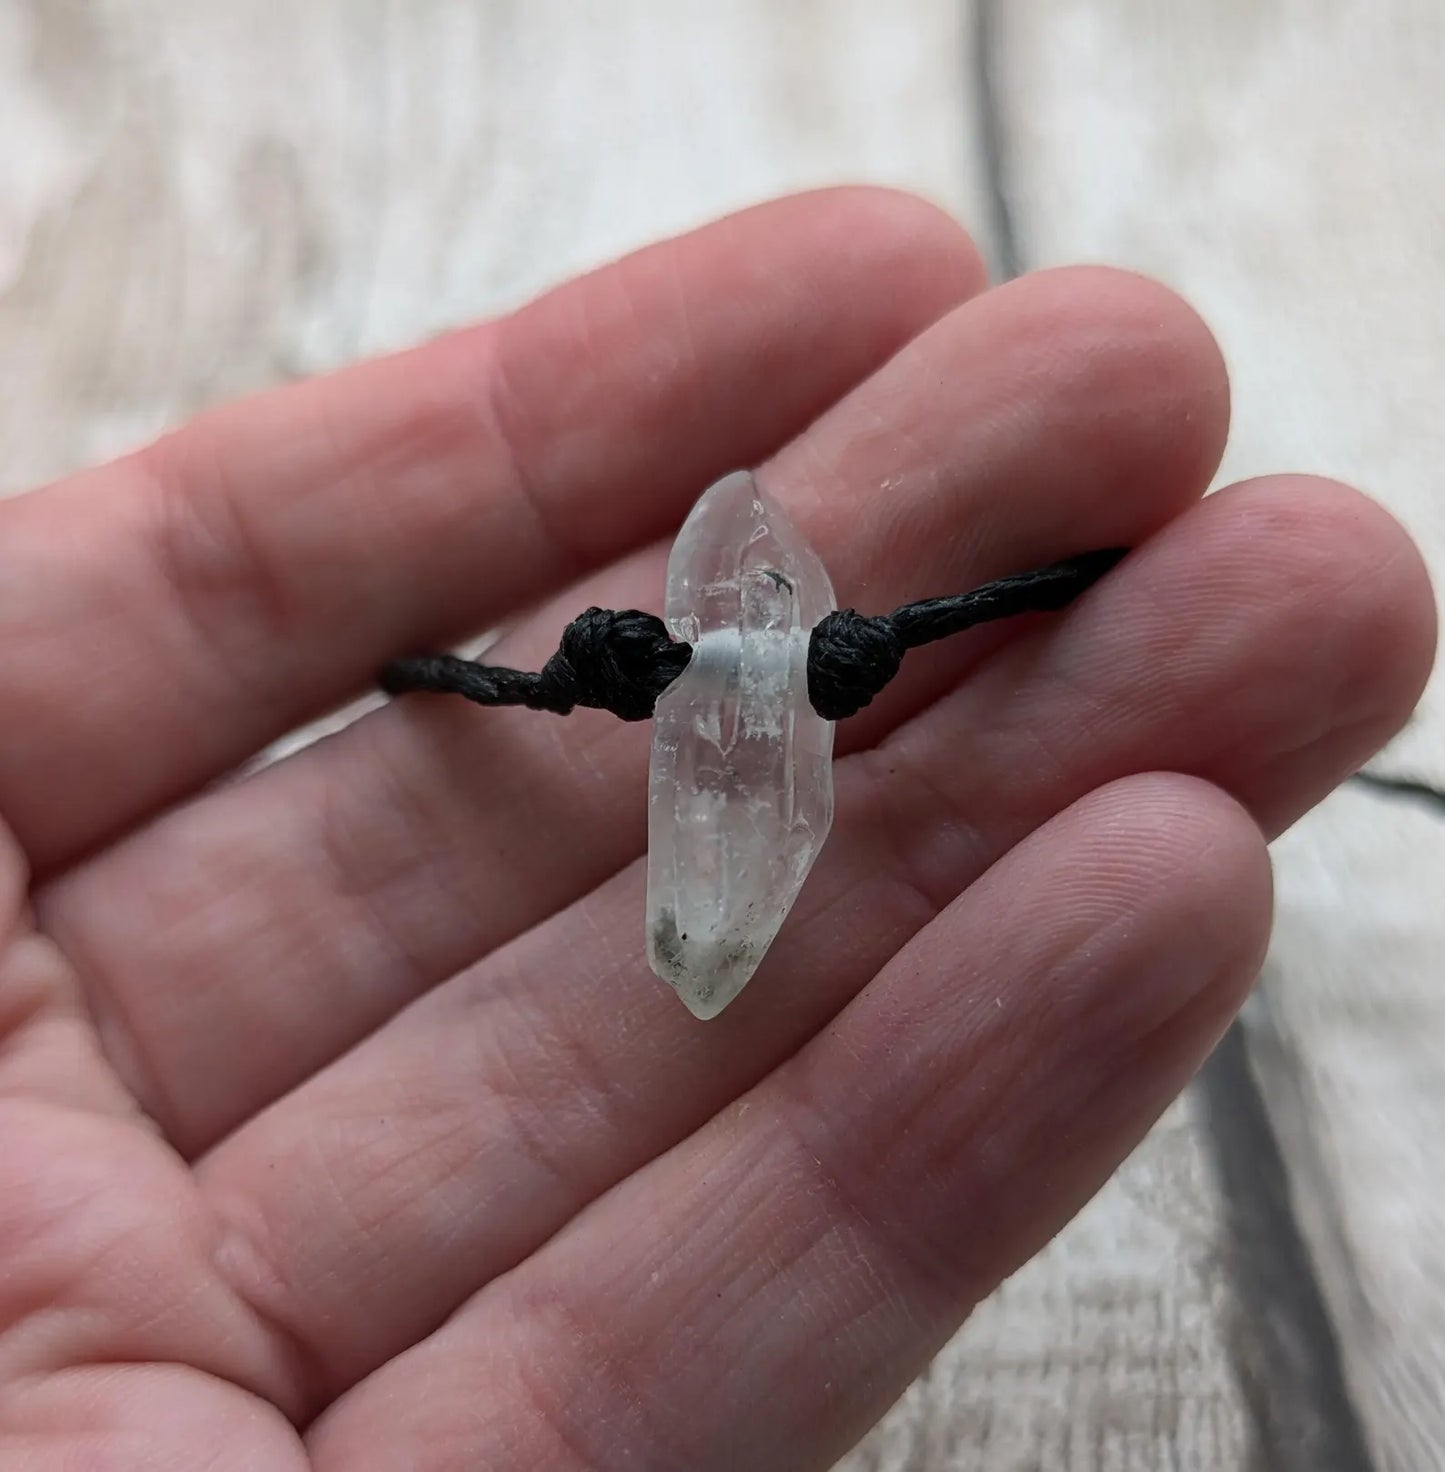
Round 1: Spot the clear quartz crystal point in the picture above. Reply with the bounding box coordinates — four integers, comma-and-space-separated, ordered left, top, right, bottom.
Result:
646, 470, 836, 1019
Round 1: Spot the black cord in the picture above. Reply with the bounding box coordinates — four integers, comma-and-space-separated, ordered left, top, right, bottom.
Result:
808, 547, 1124, 718
379, 607, 690, 722
380, 547, 1127, 723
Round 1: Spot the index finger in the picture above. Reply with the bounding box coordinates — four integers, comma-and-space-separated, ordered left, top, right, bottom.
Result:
0, 188, 984, 871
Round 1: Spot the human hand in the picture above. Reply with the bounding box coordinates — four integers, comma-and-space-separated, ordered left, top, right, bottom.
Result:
0, 190, 1433, 1470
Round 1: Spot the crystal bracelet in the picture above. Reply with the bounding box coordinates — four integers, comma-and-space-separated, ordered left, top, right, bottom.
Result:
383, 471, 1125, 1019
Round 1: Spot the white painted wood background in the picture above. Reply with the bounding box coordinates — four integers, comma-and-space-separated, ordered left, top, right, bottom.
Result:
1, 3, 1440, 1468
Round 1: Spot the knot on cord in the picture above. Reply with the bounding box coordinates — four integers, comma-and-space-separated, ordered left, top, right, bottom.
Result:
536, 607, 692, 721
807, 609, 904, 721
380, 608, 692, 723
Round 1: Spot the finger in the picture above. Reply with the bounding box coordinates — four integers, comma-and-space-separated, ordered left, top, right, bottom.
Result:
44, 267, 1228, 1151
193, 476, 1431, 1405
880, 475, 1437, 848
0, 187, 983, 870
0, 795, 143, 1119
304, 775, 1272, 1472
0, 1366, 307, 1472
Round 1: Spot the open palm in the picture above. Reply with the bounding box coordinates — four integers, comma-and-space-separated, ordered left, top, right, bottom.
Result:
0, 191, 1433, 1471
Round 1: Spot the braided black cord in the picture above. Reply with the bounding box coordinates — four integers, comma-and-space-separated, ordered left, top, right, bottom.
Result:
809, 546, 1126, 718
380, 608, 690, 723
380, 548, 1126, 722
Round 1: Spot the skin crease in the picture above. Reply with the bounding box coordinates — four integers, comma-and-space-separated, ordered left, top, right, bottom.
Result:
0, 190, 1432, 1470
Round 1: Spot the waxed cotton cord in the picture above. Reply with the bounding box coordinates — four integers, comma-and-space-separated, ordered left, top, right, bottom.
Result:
806, 547, 1124, 718
379, 547, 1127, 722
380, 608, 690, 723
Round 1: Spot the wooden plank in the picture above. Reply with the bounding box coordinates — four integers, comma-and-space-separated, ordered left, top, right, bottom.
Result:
994, 4, 1445, 1467
1248, 785, 1445, 1472
0, 0, 990, 493
992, 0, 1445, 784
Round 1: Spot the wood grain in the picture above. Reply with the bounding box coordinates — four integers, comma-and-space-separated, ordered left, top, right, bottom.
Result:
1248, 786, 1445, 1472
994, 4, 1445, 1467
993, 0, 1445, 782
0, 0, 990, 494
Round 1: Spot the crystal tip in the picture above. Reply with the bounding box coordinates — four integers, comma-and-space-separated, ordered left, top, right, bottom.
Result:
647, 908, 760, 1021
